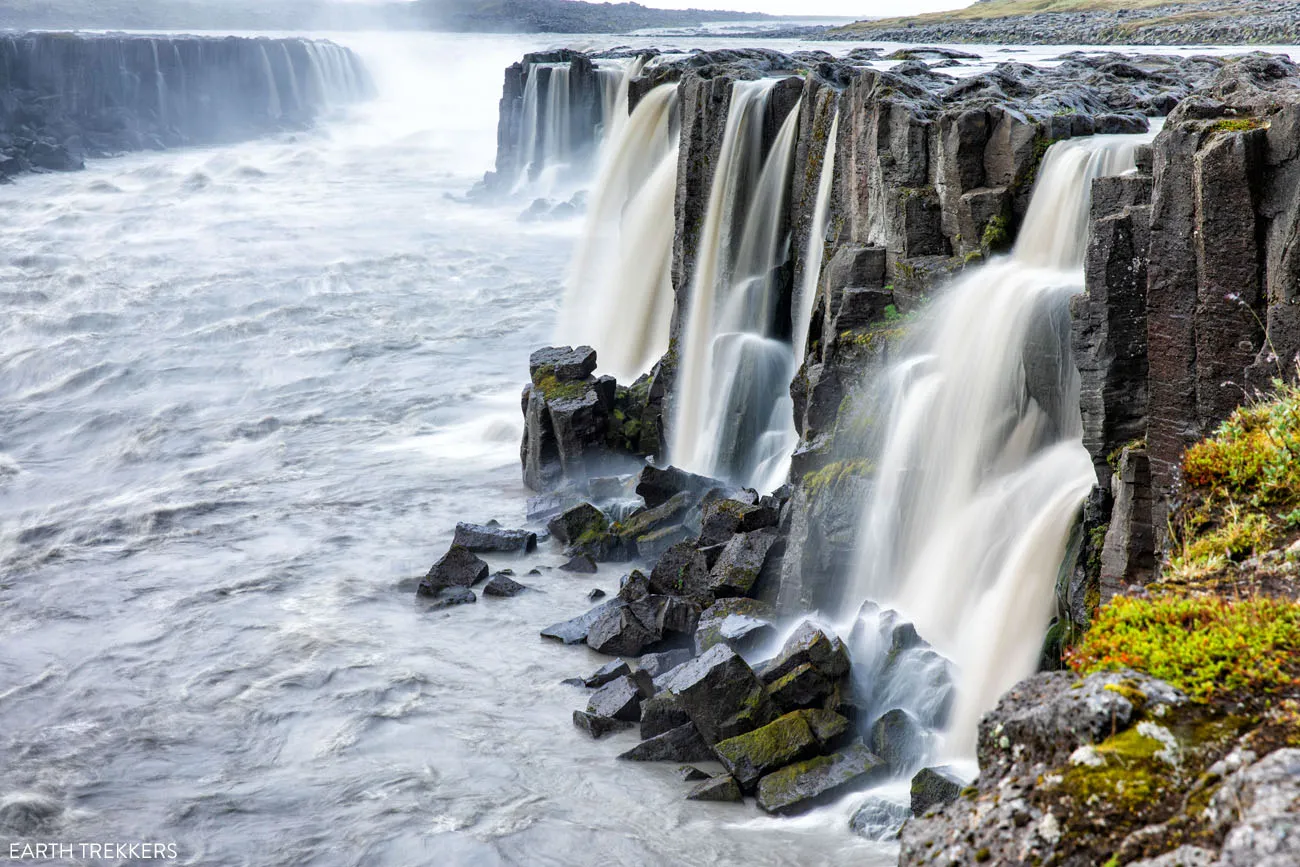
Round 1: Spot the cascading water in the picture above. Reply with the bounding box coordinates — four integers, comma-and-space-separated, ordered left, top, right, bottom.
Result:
557, 82, 679, 382
837, 134, 1147, 757
511, 57, 636, 196
671, 80, 803, 490
794, 109, 839, 368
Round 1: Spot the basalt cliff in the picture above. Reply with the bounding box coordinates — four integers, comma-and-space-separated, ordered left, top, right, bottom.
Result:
445, 46, 1300, 862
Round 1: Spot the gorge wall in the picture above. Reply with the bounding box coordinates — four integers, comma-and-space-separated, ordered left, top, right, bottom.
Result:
0, 33, 372, 179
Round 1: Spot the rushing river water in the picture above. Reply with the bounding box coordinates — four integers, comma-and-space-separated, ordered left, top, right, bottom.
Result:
4, 30, 1298, 867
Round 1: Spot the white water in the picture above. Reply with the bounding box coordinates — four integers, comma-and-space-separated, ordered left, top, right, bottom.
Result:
794, 109, 839, 368
557, 81, 678, 382
671, 81, 803, 490
841, 135, 1146, 754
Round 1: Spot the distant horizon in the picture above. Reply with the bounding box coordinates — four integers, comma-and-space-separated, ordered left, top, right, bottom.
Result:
645, 0, 968, 14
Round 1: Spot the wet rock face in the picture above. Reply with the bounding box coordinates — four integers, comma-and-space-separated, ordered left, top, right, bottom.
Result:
0, 33, 371, 181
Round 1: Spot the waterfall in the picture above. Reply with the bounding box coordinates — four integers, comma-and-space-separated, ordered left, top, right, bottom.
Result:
258, 44, 282, 120
837, 134, 1147, 755
794, 109, 839, 367
670, 80, 803, 490
541, 65, 572, 180
557, 82, 679, 382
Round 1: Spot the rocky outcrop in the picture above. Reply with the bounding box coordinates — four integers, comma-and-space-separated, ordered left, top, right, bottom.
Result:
1068, 54, 1300, 607
0, 33, 371, 180
829, 1, 1300, 46
900, 669, 1300, 867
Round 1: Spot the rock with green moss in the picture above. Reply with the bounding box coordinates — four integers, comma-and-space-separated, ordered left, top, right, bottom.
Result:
648, 542, 711, 602
548, 502, 627, 561
612, 491, 691, 546
756, 742, 887, 815
767, 662, 831, 712
909, 765, 963, 817
708, 528, 779, 598
760, 620, 851, 684
870, 708, 927, 775
657, 643, 776, 744
713, 711, 823, 789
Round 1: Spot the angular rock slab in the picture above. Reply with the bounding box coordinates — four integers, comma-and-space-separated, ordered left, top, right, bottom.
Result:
708, 528, 779, 597
712, 712, 822, 790
572, 710, 631, 740
639, 692, 691, 740
418, 545, 489, 595
618, 723, 714, 763
586, 604, 660, 656
756, 743, 888, 815
540, 599, 626, 645
482, 573, 529, 597
452, 521, 537, 554
687, 775, 744, 802
761, 619, 851, 684
910, 765, 964, 817
419, 586, 477, 610
586, 672, 653, 722
657, 643, 776, 744
580, 660, 631, 689
694, 598, 777, 655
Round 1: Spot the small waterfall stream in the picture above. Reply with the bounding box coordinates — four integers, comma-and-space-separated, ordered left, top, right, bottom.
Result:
671, 80, 803, 490
839, 134, 1147, 756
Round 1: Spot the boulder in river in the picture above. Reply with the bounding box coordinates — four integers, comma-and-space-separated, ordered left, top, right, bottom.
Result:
587, 671, 654, 722
573, 710, 631, 739
657, 643, 776, 744
640, 692, 692, 739
850, 793, 911, 841
686, 775, 743, 802
756, 742, 888, 815
759, 620, 851, 684
560, 553, 599, 573
586, 604, 660, 656
419, 586, 477, 610
713, 711, 823, 790
635, 464, 720, 509
638, 648, 693, 679
418, 544, 489, 595
708, 528, 779, 597
540, 598, 627, 644
648, 542, 712, 601
909, 765, 964, 817
870, 708, 928, 775
693, 599, 777, 655
618, 722, 714, 762
581, 660, 631, 688
482, 573, 529, 597
452, 521, 537, 553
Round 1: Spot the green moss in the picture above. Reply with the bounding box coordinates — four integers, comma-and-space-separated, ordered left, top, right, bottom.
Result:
532, 371, 588, 402
1068, 596, 1300, 702
714, 713, 815, 772
1211, 117, 1267, 133
1170, 379, 1300, 578
804, 459, 873, 498
981, 214, 1011, 251
975, 849, 992, 863
1017, 135, 1060, 193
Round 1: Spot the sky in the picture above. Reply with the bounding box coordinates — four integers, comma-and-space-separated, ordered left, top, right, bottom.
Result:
639, 0, 971, 14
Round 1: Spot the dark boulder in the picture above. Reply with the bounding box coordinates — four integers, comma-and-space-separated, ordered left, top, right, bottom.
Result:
677, 765, 709, 782
687, 775, 744, 802
756, 742, 888, 815
713, 712, 823, 789
581, 660, 632, 688
618, 722, 714, 762
586, 604, 660, 656
870, 708, 928, 775
768, 663, 833, 712
628, 594, 701, 640
559, 553, 598, 573
418, 545, 489, 595
452, 521, 537, 554
909, 765, 965, 817
638, 648, 693, 679
639, 692, 692, 740
708, 528, 779, 597
530, 345, 597, 382
587, 671, 654, 722
419, 586, 477, 610
548, 502, 610, 551
694, 599, 777, 655
760, 620, 851, 683
648, 542, 712, 601
540, 598, 627, 644
635, 464, 719, 509
657, 644, 776, 744
799, 708, 851, 748
587, 588, 606, 601
482, 573, 529, 597
573, 710, 631, 739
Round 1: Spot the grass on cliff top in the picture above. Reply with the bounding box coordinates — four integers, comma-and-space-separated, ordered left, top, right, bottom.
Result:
836, 0, 1207, 30
1068, 595, 1300, 702
1166, 373, 1300, 583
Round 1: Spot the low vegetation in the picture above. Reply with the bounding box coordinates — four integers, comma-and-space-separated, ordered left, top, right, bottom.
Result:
836, 0, 1209, 30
